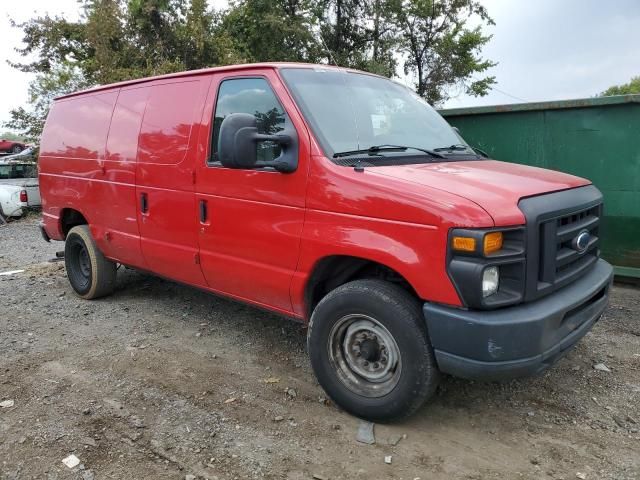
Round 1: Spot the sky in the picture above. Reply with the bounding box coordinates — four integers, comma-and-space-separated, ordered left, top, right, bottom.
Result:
1, 0, 639, 127
444, 0, 640, 108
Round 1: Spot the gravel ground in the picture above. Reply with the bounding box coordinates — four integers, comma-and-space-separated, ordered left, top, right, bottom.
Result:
1, 215, 639, 480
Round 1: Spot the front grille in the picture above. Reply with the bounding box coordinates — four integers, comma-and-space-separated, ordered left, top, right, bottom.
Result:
539, 204, 601, 287
518, 185, 604, 302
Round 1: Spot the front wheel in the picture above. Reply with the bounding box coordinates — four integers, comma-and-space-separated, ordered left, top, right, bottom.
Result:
11, 145, 22, 154
308, 279, 440, 422
65, 225, 117, 299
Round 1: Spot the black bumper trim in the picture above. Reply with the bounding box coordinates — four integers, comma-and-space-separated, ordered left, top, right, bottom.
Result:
424, 258, 613, 380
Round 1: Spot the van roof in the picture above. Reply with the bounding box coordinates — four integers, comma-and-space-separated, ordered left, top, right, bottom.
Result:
55, 62, 366, 100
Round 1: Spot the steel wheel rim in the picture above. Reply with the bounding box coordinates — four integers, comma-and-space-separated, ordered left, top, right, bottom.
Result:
68, 240, 91, 291
328, 314, 402, 397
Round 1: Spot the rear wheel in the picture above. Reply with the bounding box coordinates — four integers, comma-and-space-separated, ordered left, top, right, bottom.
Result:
308, 279, 440, 422
65, 225, 117, 299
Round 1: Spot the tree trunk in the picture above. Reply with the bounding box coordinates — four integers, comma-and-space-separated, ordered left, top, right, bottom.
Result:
416, 61, 425, 97
373, 0, 381, 61
335, 0, 343, 55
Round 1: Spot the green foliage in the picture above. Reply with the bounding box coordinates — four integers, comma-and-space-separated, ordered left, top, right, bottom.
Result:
5, 0, 497, 139
6, 0, 240, 139
387, 0, 496, 105
5, 63, 90, 142
599, 76, 640, 97
223, 0, 321, 63
316, 0, 397, 76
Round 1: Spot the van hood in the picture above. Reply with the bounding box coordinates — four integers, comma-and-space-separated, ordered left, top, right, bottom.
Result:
368, 160, 590, 226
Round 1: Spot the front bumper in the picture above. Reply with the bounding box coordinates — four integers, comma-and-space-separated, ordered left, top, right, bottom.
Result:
424, 258, 613, 380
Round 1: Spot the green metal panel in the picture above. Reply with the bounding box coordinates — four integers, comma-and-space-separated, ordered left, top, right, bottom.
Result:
441, 95, 640, 277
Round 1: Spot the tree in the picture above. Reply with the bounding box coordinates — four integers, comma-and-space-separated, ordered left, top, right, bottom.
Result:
369, 0, 399, 76
223, 0, 321, 63
315, 0, 397, 76
177, 0, 244, 69
599, 76, 640, 96
5, 0, 243, 139
5, 63, 89, 142
5, 0, 497, 139
388, 0, 496, 105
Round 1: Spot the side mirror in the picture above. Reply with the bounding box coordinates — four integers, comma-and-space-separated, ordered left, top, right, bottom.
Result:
218, 113, 298, 173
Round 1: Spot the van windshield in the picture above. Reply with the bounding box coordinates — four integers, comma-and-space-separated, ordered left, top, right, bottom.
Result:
280, 67, 476, 163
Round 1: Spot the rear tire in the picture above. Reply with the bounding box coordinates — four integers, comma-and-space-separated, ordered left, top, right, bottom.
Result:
308, 279, 440, 422
65, 225, 117, 299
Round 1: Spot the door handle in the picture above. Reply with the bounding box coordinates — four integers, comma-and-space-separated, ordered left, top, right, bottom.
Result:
199, 199, 207, 223
140, 192, 148, 214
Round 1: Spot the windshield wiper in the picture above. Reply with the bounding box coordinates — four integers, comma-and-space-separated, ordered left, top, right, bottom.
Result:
433, 144, 473, 152
333, 144, 445, 159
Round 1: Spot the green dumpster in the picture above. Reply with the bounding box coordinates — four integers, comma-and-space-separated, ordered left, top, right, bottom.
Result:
440, 95, 640, 278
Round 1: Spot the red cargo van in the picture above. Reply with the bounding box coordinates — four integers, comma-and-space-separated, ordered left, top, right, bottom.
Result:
39, 63, 612, 421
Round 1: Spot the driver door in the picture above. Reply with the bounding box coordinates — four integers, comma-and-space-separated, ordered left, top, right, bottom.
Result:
195, 69, 311, 315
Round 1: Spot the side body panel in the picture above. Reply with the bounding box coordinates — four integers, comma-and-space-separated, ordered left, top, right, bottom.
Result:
101, 86, 149, 267
288, 155, 497, 316
39, 91, 123, 247
39, 88, 147, 269
195, 69, 311, 314
135, 77, 212, 287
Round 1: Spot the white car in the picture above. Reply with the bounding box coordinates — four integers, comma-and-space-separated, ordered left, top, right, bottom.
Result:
0, 162, 40, 220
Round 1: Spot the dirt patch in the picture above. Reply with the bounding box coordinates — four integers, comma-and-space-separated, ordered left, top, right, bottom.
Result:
1, 216, 639, 479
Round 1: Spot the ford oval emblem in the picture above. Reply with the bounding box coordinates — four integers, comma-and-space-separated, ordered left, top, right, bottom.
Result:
572, 230, 591, 253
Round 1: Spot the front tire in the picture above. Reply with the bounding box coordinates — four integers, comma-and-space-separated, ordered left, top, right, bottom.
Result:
11, 145, 22, 154
65, 225, 117, 299
308, 279, 440, 422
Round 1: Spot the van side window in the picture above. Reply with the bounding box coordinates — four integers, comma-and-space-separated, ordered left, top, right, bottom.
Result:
210, 78, 288, 165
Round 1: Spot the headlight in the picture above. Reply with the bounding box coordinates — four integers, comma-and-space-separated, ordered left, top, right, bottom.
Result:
448, 227, 525, 309
482, 266, 499, 297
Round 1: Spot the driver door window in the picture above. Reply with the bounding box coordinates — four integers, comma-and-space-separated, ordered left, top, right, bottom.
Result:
210, 78, 289, 165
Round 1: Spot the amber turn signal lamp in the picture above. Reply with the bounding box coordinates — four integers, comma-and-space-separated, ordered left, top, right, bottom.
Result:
452, 236, 477, 252
483, 232, 504, 255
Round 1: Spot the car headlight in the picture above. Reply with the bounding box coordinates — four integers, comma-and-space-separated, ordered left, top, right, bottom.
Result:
448, 227, 526, 309
482, 266, 499, 297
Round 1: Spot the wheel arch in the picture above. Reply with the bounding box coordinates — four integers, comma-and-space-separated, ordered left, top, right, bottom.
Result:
59, 208, 89, 239
303, 255, 420, 320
